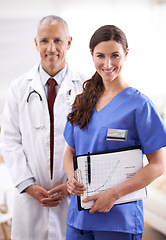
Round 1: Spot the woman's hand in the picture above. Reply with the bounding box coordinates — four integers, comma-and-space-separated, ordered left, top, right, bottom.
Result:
67, 176, 86, 196
83, 189, 117, 214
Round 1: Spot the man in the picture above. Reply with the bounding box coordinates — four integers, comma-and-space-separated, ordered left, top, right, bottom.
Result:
1, 15, 86, 240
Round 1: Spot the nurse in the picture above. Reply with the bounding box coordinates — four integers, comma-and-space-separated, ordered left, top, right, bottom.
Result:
63, 25, 166, 239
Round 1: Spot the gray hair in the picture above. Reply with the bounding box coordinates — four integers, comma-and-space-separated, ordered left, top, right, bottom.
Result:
38, 15, 70, 38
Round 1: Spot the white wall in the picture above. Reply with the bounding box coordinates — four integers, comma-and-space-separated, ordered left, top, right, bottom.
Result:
0, 0, 166, 117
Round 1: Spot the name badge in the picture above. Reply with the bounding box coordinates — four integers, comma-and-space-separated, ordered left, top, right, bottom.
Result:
106, 129, 128, 142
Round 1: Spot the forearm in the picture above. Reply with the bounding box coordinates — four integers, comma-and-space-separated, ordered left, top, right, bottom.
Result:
16, 178, 35, 193
1, 90, 34, 186
63, 145, 86, 196
2, 139, 35, 187
113, 148, 165, 201
63, 145, 76, 180
85, 148, 165, 214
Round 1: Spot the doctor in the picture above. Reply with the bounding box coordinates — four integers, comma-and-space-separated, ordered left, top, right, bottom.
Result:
1, 15, 86, 240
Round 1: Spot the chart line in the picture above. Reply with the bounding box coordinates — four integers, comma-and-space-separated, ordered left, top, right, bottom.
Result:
87, 159, 120, 194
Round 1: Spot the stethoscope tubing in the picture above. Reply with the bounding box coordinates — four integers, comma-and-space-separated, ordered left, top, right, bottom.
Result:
27, 90, 42, 102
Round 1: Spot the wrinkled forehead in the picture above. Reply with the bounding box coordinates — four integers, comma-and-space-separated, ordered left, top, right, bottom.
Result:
37, 20, 68, 39
36, 21, 68, 41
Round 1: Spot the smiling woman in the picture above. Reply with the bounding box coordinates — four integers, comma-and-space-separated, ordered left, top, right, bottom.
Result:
63, 24, 166, 240
91, 40, 128, 82
91, 40, 129, 112
67, 25, 130, 128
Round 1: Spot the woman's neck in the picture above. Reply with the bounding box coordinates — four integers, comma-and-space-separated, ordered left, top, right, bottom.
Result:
103, 77, 129, 97
95, 79, 129, 112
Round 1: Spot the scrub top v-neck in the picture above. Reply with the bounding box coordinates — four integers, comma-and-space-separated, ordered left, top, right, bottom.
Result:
64, 87, 166, 234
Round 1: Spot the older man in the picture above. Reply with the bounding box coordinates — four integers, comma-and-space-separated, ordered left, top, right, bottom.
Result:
1, 15, 86, 240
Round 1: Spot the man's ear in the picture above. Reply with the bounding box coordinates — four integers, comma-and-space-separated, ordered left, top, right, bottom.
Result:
66, 36, 72, 50
34, 38, 39, 51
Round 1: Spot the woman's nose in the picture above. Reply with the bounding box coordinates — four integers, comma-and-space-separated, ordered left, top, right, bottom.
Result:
104, 58, 112, 68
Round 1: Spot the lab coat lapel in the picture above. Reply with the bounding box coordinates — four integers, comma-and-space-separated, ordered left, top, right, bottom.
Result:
25, 64, 46, 101
57, 66, 79, 106
25, 64, 48, 129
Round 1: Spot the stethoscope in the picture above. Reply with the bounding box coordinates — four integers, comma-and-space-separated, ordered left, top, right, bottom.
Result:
26, 90, 44, 129
26, 88, 73, 129
27, 88, 73, 104
27, 90, 42, 102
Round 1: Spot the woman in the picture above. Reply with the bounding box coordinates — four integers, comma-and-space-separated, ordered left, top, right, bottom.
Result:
63, 25, 166, 240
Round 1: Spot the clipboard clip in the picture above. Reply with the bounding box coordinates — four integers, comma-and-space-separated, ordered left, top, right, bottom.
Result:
74, 169, 83, 184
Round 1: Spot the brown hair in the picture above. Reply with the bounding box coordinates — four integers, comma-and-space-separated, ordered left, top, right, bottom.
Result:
67, 25, 128, 129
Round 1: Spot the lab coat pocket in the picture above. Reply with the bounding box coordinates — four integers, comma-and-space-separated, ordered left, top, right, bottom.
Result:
28, 93, 46, 129
63, 90, 75, 106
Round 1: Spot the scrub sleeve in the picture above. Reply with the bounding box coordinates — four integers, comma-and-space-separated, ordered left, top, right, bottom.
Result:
64, 87, 166, 234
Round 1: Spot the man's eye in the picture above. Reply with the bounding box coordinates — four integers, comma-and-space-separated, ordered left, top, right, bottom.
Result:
41, 39, 48, 43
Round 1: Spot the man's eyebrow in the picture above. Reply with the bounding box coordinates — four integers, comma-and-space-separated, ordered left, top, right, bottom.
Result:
40, 37, 48, 41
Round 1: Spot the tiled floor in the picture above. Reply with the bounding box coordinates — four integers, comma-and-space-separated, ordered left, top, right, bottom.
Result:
0, 222, 166, 240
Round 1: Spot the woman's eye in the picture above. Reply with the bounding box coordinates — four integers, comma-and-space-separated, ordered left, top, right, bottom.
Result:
112, 54, 119, 58
97, 54, 105, 58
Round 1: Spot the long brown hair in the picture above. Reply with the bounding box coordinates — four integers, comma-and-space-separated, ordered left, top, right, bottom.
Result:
67, 25, 128, 129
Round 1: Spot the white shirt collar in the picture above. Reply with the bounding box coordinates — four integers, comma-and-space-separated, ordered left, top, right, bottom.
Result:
39, 64, 68, 86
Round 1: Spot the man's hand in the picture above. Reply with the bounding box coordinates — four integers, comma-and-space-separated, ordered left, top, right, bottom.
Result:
25, 185, 50, 203
25, 183, 69, 207
40, 183, 69, 207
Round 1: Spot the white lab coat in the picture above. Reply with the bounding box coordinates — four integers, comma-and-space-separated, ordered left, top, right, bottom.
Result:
1, 64, 86, 240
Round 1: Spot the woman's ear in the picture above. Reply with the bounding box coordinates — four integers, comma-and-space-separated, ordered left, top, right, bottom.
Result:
124, 48, 129, 61
125, 48, 129, 57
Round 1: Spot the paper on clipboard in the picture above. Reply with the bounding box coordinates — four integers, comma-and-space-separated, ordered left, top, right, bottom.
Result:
73, 146, 147, 211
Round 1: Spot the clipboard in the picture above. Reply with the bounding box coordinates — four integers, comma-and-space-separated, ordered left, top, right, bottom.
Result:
73, 145, 147, 211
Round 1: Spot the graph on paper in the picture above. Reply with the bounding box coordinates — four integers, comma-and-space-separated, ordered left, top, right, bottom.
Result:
74, 147, 147, 210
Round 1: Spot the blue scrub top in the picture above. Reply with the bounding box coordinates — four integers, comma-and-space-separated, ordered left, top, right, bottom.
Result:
64, 87, 166, 234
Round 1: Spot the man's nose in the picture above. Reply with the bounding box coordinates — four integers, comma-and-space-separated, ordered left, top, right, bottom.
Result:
47, 40, 56, 52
